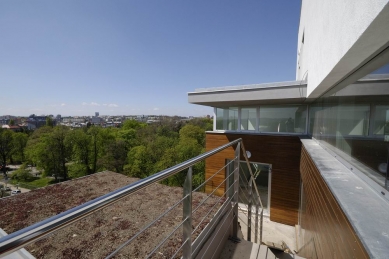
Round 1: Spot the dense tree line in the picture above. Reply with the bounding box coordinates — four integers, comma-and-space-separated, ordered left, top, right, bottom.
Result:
0, 118, 212, 187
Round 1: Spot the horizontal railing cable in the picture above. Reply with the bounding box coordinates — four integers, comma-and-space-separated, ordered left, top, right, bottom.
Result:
240, 142, 263, 208
169, 238, 189, 259
239, 164, 250, 185
192, 167, 237, 214
105, 194, 189, 259
192, 201, 237, 258
236, 211, 256, 240
192, 158, 236, 193
238, 173, 259, 207
145, 218, 188, 259
191, 180, 238, 235
0, 138, 242, 257
238, 186, 258, 207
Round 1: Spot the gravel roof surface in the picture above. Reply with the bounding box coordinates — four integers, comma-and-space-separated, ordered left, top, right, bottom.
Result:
0, 171, 223, 258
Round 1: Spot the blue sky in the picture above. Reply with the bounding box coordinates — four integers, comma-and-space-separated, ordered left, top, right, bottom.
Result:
0, 1, 301, 117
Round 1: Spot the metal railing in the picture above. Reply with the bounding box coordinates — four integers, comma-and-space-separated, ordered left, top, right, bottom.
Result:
0, 138, 264, 258
232, 141, 264, 244
237, 165, 264, 243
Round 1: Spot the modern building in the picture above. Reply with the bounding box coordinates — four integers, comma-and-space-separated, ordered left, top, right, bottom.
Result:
1, 1, 389, 259
188, 1, 389, 258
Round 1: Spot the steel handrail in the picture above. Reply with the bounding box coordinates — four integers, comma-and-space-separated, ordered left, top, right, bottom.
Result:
0, 138, 242, 257
240, 141, 264, 243
241, 141, 263, 209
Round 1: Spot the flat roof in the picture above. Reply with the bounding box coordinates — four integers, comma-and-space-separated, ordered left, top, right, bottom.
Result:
188, 74, 389, 107
188, 80, 308, 107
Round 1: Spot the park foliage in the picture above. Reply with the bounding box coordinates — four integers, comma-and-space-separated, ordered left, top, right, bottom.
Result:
0, 117, 212, 188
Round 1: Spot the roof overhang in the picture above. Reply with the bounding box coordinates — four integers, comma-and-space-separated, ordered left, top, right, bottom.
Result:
188, 75, 389, 108
188, 80, 307, 107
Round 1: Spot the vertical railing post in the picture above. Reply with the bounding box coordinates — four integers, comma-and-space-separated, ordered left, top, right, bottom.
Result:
255, 200, 259, 243
232, 142, 240, 239
247, 172, 252, 241
183, 167, 193, 259
260, 208, 263, 244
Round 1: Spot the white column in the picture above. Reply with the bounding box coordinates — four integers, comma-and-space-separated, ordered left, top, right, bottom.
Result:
257, 107, 260, 132
223, 108, 228, 130
238, 107, 242, 131
213, 107, 217, 131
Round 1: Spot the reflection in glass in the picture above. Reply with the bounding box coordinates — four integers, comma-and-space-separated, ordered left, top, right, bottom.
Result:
216, 107, 238, 130
216, 108, 224, 130
238, 162, 270, 210
227, 161, 270, 211
259, 106, 306, 133
241, 108, 257, 131
373, 105, 389, 135
309, 60, 389, 189
311, 105, 369, 137
227, 107, 238, 130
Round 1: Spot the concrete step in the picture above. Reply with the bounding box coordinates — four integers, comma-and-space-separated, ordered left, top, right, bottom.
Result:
219, 239, 305, 259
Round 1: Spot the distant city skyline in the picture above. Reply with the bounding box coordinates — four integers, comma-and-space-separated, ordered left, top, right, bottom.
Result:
0, 1, 301, 116
0, 113, 201, 118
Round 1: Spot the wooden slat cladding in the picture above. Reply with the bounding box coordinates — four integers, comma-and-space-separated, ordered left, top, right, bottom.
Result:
205, 133, 301, 226
299, 147, 369, 259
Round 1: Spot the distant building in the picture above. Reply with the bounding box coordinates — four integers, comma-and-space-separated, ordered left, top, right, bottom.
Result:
91, 112, 102, 125
0, 115, 17, 126
62, 117, 85, 124
91, 117, 102, 125
26, 115, 51, 130
1, 125, 22, 132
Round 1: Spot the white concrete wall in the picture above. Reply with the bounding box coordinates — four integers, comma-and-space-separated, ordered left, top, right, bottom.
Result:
297, 0, 389, 98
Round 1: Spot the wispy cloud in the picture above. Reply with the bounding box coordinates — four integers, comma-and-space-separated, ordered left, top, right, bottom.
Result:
153, 107, 159, 111
82, 102, 100, 106
61, 103, 66, 106
108, 104, 118, 107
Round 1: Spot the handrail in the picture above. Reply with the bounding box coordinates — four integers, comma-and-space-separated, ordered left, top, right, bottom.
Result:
0, 138, 242, 257
240, 141, 264, 243
240, 142, 263, 209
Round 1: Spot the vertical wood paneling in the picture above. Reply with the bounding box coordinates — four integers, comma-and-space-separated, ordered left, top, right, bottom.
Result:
205, 133, 301, 226
299, 147, 369, 259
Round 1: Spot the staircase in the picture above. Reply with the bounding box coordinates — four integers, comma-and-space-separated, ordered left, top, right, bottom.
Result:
220, 239, 305, 259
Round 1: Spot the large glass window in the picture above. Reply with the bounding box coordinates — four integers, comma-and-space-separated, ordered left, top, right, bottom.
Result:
372, 105, 389, 135
259, 106, 307, 133
241, 108, 257, 131
311, 105, 370, 137
310, 61, 389, 190
215, 107, 238, 130
216, 108, 224, 130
